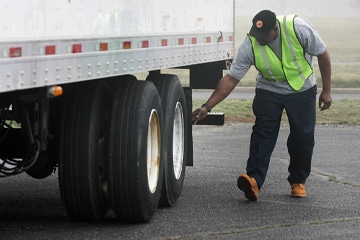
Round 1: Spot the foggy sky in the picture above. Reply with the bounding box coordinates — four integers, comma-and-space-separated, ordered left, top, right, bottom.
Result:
235, 0, 360, 18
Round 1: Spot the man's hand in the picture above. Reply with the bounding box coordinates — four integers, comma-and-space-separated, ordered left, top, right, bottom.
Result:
192, 106, 208, 125
319, 91, 332, 111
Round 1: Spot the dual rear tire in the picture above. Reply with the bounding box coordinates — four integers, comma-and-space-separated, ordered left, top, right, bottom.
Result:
59, 81, 111, 221
108, 79, 164, 223
148, 74, 187, 207
59, 74, 187, 222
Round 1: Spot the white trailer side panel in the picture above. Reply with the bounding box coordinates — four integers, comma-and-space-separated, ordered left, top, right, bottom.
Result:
1, 0, 233, 39
0, 0, 234, 93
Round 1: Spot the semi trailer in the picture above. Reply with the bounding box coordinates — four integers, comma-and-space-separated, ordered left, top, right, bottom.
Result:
0, 0, 234, 222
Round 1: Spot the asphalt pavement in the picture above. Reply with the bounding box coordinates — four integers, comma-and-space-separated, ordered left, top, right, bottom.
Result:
187, 123, 360, 239
0, 89, 360, 239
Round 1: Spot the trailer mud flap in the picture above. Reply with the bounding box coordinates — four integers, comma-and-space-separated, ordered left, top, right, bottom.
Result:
183, 87, 193, 167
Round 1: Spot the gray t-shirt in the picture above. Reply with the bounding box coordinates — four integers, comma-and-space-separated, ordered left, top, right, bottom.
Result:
228, 16, 326, 95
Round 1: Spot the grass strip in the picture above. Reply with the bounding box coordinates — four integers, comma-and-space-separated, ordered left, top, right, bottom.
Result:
193, 99, 360, 125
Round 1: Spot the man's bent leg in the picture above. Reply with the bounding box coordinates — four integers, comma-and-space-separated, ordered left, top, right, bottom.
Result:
246, 89, 283, 188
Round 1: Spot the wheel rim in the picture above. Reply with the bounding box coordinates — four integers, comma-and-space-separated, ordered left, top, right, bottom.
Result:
147, 109, 161, 193
172, 102, 184, 180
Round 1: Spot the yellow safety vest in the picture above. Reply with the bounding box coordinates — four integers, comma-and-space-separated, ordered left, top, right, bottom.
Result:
249, 15, 313, 91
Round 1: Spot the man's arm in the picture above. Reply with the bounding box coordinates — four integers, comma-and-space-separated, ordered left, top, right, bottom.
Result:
317, 49, 332, 111
192, 74, 239, 124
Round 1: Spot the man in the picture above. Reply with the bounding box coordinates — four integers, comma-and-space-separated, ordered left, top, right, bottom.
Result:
192, 10, 332, 201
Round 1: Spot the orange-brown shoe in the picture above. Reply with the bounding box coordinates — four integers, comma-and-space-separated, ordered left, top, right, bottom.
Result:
237, 173, 259, 201
291, 183, 306, 198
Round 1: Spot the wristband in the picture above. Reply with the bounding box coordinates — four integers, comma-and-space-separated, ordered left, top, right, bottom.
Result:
201, 103, 212, 113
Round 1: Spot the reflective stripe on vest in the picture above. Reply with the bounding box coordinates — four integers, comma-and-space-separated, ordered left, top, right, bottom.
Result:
249, 15, 313, 91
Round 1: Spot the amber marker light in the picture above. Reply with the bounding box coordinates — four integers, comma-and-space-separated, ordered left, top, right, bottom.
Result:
48, 86, 63, 98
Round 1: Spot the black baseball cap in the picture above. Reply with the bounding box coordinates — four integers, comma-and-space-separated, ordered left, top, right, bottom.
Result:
249, 10, 276, 40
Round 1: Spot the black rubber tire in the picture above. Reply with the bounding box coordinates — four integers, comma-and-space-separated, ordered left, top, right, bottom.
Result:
148, 74, 187, 207
108, 79, 164, 223
59, 81, 112, 221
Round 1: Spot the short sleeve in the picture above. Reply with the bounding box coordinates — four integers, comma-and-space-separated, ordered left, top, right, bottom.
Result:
294, 17, 326, 56
228, 36, 254, 80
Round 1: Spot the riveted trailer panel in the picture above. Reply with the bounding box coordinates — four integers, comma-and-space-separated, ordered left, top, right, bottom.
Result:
0, 0, 234, 93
